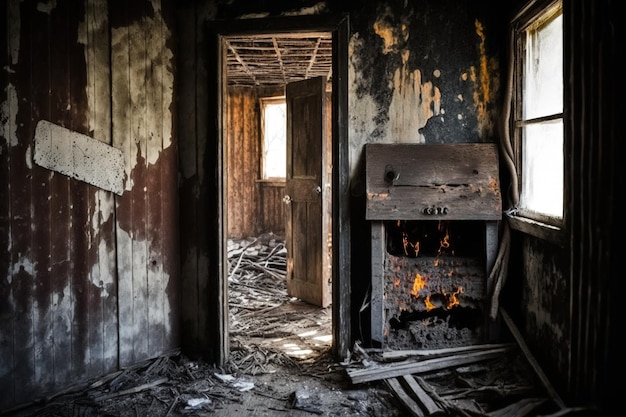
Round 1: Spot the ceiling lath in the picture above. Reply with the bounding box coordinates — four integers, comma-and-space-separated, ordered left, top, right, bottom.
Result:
225, 33, 332, 88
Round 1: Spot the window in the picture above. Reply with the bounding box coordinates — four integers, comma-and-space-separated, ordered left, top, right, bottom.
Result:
512, 0, 564, 227
260, 97, 286, 179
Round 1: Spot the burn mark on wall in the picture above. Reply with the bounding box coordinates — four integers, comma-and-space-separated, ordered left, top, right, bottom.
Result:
349, 0, 500, 145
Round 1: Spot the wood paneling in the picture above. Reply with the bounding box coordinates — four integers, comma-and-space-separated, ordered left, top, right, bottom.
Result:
260, 181, 285, 237
226, 87, 261, 239
111, 0, 178, 367
0, 0, 178, 410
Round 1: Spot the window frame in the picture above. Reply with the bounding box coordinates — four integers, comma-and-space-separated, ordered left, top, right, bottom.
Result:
259, 95, 287, 181
507, 0, 567, 245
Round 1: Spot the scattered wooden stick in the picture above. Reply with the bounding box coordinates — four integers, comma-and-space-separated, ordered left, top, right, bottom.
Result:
347, 345, 514, 384
499, 307, 566, 409
93, 377, 169, 402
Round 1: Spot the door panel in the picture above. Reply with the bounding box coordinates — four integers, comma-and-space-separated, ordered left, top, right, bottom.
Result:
285, 76, 330, 308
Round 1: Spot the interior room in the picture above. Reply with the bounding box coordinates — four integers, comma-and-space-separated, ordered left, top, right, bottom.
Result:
0, 0, 622, 415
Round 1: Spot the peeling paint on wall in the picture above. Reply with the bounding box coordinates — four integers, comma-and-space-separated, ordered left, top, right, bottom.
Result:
92, 190, 115, 232
111, 13, 174, 191
373, 6, 408, 54
0, 83, 19, 149
9, 255, 36, 285
88, 240, 116, 298
36, 0, 58, 14
472, 20, 498, 140
372, 11, 442, 144
78, 0, 111, 143
7, 1, 20, 66
348, 34, 380, 177
388, 61, 440, 143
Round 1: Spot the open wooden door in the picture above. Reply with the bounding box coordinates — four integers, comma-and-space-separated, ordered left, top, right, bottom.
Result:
284, 76, 331, 308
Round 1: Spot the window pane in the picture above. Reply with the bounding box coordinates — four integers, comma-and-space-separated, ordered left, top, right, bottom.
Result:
263, 102, 286, 178
521, 120, 563, 218
524, 12, 562, 119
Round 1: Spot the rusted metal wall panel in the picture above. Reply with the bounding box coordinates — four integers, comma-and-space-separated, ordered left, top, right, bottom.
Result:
0, 0, 178, 410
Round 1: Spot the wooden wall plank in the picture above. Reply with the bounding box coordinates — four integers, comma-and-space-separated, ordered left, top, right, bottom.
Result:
112, 0, 176, 364
128, 7, 150, 362
176, 2, 200, 351
146, 8, 165, 358
30, 0, 55, 396
81, 0, 117, 377
52, 0, 95, 386
0, 1, 14, 410
365, 143, 502, 221
112, 10, 135, 366
9, 1, 36, 406
227, 88, 260, 239
260, 182, 285, 236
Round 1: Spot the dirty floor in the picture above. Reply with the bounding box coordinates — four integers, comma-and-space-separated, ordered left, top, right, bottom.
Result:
1, 236, 593, 417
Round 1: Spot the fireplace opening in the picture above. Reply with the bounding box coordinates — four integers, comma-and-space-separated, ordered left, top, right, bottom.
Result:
385, 220, 485, 258
365, 143, 502, 350
381, 234, 487, 350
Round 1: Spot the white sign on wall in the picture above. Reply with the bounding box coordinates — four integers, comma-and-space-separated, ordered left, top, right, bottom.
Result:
33, 120, 125, 195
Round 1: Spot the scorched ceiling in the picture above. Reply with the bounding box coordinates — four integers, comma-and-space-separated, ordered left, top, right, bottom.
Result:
225, 33, 333, 88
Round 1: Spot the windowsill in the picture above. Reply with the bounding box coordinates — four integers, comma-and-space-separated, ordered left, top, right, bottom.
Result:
257, 178, 286, 186
506, 213, 567, 247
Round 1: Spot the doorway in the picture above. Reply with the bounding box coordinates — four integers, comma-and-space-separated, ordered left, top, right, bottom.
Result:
208, 14, 351, 365
226, 75, 332, 361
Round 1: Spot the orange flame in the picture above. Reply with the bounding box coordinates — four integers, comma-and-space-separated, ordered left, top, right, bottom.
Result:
410, 273, 427, 297
424, 295, 436, 310
402, 232, 420, 256
444, 286, 463, 309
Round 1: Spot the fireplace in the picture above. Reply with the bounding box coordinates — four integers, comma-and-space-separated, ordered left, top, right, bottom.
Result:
365, 143, 502, 350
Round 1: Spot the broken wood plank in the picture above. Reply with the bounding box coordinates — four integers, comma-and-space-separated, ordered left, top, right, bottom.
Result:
93, 377, 169, 402
381, 343, 516, 361
385, 377, 426, 417
347, 345, 514, 384
486, 397, 547, 417
500, 307, 565, 409
414, 376, 475, 417
401, 375, 443, 415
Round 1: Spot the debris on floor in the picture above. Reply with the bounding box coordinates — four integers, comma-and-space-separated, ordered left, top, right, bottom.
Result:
1, 235, 601, 417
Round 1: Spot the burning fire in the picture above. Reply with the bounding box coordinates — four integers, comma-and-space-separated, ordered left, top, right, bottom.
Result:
437, 222, 453, 256
424, 295, 437, 310
410, 273, 426, 296
402, 231, 420, 256
409, 272, 464, 311
443, 286, 463, 309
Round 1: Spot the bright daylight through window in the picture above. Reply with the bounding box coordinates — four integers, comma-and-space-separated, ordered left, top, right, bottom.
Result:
261, 98, 286, 179
517, 1, 563, 222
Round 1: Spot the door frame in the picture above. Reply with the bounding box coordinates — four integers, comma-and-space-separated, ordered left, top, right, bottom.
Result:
207, 14, 351, 364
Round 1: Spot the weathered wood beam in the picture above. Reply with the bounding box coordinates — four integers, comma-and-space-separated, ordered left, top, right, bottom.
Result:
346, 345, 514, 384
